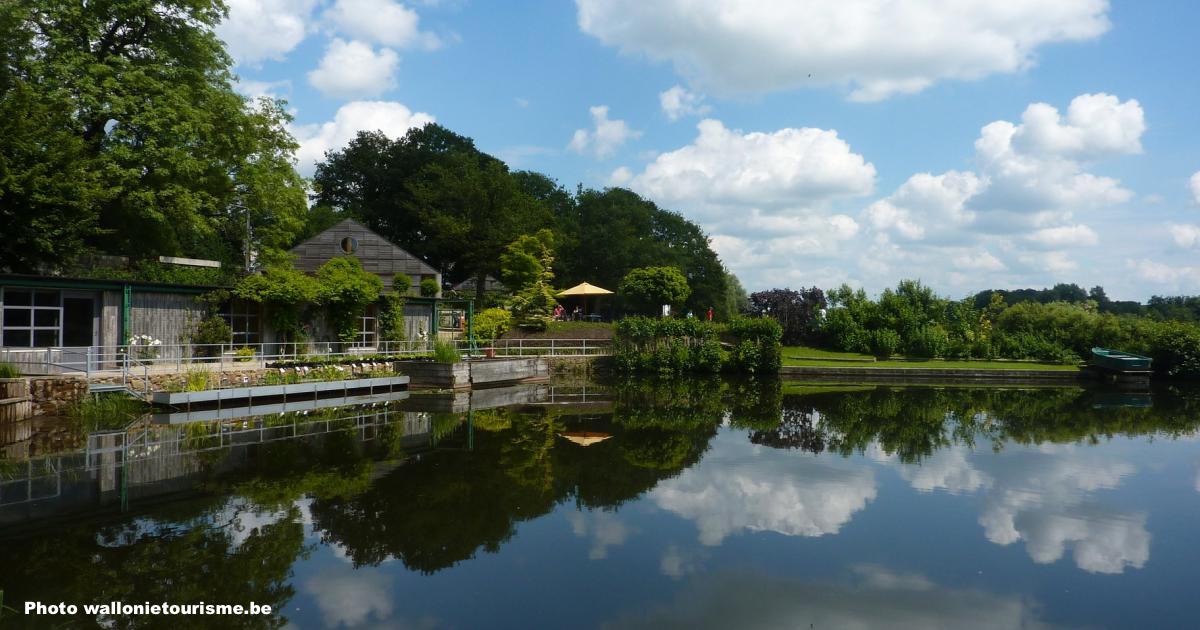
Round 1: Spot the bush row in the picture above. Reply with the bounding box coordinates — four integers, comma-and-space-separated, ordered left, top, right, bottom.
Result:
613, 316, 782, 375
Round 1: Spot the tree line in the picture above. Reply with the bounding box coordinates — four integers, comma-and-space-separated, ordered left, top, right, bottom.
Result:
0, 1, 742, 321
748, 280, 1200, 377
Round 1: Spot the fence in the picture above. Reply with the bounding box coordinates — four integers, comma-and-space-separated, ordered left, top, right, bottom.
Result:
0, 338, 613, 376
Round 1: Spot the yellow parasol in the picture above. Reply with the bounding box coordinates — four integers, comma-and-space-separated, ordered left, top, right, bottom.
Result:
558, 431, 613, 447
557, 282, 614, 318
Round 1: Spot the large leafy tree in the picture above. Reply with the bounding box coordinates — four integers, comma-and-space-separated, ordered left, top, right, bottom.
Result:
749, 287, 827, 345
561, 188, 728, 317
313, 124, 552, 303
0, 0, 308, 271
619, 266, 692, 315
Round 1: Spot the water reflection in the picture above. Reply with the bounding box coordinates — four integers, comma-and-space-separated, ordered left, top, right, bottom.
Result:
606, 565, 1056, 630
1, 380, 1198, 628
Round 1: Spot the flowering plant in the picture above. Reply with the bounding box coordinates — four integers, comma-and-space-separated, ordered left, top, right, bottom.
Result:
128, 334, 163, 359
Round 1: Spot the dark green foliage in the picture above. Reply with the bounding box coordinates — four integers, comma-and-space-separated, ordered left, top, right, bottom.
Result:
190, 315, 232, 349
0, 362, 21, 378
75, 260, 235, 286
748, 287, 826, 344
612, 315, 781, 374
1, 1, 309, 271
379, 293, 407, 343
420, 278, 439, 297
234, 261, 320, 341
619, 266, 691, 315
816, 279, 1200, 376
317, 257, 383, 343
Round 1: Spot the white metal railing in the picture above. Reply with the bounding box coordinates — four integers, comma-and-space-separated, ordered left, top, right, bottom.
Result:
1, 338, 613, 376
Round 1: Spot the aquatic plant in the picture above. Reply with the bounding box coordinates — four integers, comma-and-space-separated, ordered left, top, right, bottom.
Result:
0, 362, 21, 378
432, 340, 461, 364
70, 394, 149, 431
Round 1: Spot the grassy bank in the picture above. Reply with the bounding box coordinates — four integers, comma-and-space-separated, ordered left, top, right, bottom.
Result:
783, 346, 1081, 371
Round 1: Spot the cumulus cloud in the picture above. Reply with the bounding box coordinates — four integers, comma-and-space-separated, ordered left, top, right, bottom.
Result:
292, 100, 434, 174
234, 79, 292, 101
659, 85, 711, 121
1169, 223, 1200, 248
1127, 258, 1200, 288
651, 437, 877, 545
631, 119, 875, 215
323, 0, 442, 49
568, 106, 640, 159
576, 0, 1111, 101
1027, 224, 1100, 247
217, 0, 318, 65
308, 39, 400, 98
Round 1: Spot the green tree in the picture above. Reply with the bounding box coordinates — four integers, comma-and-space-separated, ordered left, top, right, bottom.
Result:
508, 234, 559, 330
316, 257, 383, 343
620, 266, 692, 315
500, 229, 555, 293
234, 258, 320, 343
1, 0, 308, 271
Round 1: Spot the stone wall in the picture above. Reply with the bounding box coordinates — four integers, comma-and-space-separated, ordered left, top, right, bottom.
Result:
27, 376, 88, 416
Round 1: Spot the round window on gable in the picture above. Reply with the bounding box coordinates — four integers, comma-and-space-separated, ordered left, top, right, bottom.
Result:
340, 236, 358, 254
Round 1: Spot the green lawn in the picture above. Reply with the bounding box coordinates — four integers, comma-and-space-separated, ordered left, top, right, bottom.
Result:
782, 346, 1080, 371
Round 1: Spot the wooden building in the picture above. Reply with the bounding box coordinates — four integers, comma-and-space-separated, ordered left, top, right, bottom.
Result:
290, 218, 441, 296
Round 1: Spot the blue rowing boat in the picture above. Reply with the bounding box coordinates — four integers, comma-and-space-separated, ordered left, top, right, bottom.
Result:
1091, 347, 1152, 372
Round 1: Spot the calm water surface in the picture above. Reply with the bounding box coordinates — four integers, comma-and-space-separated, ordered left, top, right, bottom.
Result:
2, 380, 1199, 629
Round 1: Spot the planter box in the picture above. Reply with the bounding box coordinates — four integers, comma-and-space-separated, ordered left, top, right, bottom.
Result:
397, 358, 549, 390
397, 361, 472, 389
150, 375, 410, 406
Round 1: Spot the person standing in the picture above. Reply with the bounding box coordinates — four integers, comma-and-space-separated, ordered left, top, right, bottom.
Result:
706, 307, 713, 321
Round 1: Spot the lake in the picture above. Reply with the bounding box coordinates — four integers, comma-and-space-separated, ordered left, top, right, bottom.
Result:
2, 379, 1199, 629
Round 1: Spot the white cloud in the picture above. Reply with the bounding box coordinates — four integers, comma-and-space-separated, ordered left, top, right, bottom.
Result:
952, 251, 1007, 272
217, 0, 318, 65
631, 119, 875, 215
566, 510, 632, 560
323, 0, 441, 49
609, 166, 633, 186
234, 78, 291, 101
1169, 223, 1200, 248
1027, 224, 1099, 247
303, 565, 394, 627
308, 39, 400, 98
865, 171, 983, 241
1191, 171, 1200, 205
609, 566, 1054, 629
651, 437, 877, 545
1127, 258, 1200, 288
576, 0, 1111, 101
292, 101, 435, 175
568, 105, 641, 159
974, 451, 1149, 575
659, 85, 711, 121
1012, 94, 1145, 157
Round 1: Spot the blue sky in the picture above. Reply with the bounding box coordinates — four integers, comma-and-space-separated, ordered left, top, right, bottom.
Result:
218, 0, 1200, 300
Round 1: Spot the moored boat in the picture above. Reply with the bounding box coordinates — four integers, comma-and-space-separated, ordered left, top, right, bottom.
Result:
1091, 347, 1152, 372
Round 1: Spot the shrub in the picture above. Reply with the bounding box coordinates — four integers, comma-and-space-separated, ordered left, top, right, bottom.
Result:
420, 278, 439, 297
317, 257, 383, 343
432, 340, 461, 364
0, 362, 21, 378
379, 293, 407, 343
906, 324, 949, 358
234, 347, 255, 362
613, 315, 779, 375
190, 316, 232, 356
619, 266, 691, 315
870, 328, 901, 358
474, 308, 513, 343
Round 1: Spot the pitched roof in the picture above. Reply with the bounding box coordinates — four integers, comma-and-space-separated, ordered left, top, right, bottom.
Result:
289, 218, 438, 277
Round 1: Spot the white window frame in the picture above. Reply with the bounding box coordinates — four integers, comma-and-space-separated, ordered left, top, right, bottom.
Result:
1, 287, 63, 348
